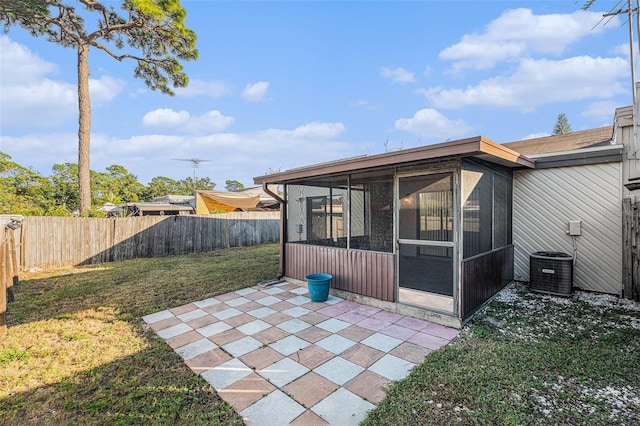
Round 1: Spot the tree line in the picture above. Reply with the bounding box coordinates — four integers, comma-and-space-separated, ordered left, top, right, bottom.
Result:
0, 152, 245, 216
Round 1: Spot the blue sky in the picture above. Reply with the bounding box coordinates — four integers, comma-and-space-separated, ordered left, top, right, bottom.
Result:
0, 1, 634, 188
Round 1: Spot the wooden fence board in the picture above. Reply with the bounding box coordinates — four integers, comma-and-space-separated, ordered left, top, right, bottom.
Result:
19, 212, 279, 271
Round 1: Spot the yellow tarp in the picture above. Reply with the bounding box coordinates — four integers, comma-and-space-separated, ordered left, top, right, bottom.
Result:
196, 190, 260, 214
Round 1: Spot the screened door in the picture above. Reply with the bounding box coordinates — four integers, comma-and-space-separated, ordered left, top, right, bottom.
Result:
397, 172, 455, 313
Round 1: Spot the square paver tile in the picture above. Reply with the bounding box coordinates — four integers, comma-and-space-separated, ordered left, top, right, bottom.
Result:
263, 287, 285, 295
290, 287, 309, 295
185, 348, 232, 375
177, 308, 208, 322
357, 317, 392, 332
213, 307, 242, 321
360, 332, 403, 352
196, 321, 232, 338
283, 306, 311, 318
202, 303, 229, 314
283, 372, 339, 408
315, 318, 350, 333
247, 306, 277, 319
218, 372, 276, 412
166, 330, 204, 349
379, 323, 419, 340
235, 287, 258, 296
340, 343, 385, 368
311, 387, 374, 425
253, 326, 289, 345
223, 313, 255, 328
222, 336, 263, 357
313, 357, 364, 386
336, 311, 369, 324
324, 295, 343, 305
368, 354, 416, 381
315, 334, 356, 355
240, 389, 305, 426
150, 316, 182, 332
338, 325, 375, 342
245, 291, 268, 301
287, 295, 311, 306
193, 297, 220, 309
290, 410, 329, 425
270, 335, 310, 356
215, 292, 240, 302
344, 370, 391, 404
239, 346, 284, 370
186, 314, 219, 329
201, 358, 252, 390
277, 318, 312, 334
298, 311, 330, 325
170, 303, 197, 316
408, 332, 451, 350
262, 312, 292, 325
157, 323, 192, 339
256, 295, 281, 306
395, 316, 431, 331
208, 328, 245, 346
237, 319, 271, 335
226, 296, 251, 307
317, 302, 355, 317
295, 326, 332, 343
422, 322, 460, 340
390, 341, 432, 364
175, 338, 218, 360
353, 305, 382, 317
372, 310, 404, 323
270, 300, 296, 311
290, 344, 334, 369
233, 301, 263, 313
142, 310, 173, 324
258, 357, 309, 387
301, 301, 328, 311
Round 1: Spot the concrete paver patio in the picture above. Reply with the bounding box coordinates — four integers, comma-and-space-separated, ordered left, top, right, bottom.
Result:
143, 281, 460, 425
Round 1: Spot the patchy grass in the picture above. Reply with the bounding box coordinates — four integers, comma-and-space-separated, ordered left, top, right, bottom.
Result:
364, 283, 640, 425
0, 244, 279, 425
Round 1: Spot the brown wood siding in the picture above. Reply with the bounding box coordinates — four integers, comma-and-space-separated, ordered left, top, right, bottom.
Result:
285, 243, 395, 301
461, 245, 514, 318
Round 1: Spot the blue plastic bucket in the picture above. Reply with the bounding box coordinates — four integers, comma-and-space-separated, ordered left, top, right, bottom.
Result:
305, 273, 332, 302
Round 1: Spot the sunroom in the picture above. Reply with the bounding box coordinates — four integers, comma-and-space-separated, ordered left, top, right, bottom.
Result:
254, 136, 533, 328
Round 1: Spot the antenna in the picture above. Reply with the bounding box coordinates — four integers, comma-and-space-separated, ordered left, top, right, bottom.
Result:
172, 158, 213, 194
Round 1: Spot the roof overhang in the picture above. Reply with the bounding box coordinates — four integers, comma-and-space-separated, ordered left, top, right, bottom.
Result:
526, 145, 623, 169
254, 136, 534, 184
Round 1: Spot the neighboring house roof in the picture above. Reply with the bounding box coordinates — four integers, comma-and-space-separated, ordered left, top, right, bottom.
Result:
254, 135, 534, 184
121, 203, 193, 212
153, 194, 195, 205
502, 126, 613, 156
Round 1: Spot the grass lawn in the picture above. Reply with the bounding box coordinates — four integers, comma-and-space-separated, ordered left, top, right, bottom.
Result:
0, 244, 279, 425
364, 283, 640, 425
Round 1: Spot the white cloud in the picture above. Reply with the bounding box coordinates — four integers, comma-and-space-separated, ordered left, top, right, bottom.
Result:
142, 108, 190, 128
1, 119, 354, 187
395, 108, 472, 140
522, 132, 551, 140
291, 121, 345, 139
174, 79, 232, 97
440, 8, 618, 71
381, 67, 416, 83
90, 75, 126, 104
142, 108, 234, 133
242, 81, 270, 102
0, 36, 124, 127
422, 56, 628, 111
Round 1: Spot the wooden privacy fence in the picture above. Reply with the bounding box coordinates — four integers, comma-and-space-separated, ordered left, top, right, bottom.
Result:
623, 198, 640, 301
19, 212, 280, 271
1, 227, 20, 336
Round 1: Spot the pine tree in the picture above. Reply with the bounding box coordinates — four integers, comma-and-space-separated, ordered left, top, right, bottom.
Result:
552, 113, 572, 135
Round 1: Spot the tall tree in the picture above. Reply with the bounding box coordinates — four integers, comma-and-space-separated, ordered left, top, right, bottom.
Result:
176, 176, 215, 194
225, 180, 244, 192
552, 113, 572, 135
143, 176, 182, 200
0, 0, 198, 214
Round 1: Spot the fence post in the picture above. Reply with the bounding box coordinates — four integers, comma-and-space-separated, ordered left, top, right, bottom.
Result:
0, 236, 7, 336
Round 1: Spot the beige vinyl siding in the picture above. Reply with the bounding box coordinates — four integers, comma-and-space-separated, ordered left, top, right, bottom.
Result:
513, 162, 622, 295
